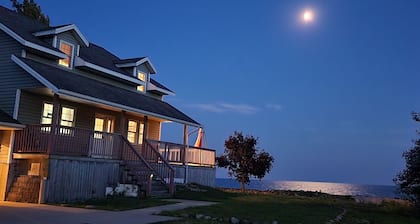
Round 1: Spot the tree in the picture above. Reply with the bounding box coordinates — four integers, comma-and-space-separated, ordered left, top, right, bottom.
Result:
11, 0, 50, 25
394, 112, 420, 210
216, 131, 274, 192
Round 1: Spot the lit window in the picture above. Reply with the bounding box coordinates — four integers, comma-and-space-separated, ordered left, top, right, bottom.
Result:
41, 103, 53, 125
58, 41, 74, 68
40, 103, 75, 134
137, 71, 146, 92
60, 107, 75, 127
137, 85, 145, 92
137, 72, 146, 82
127, 120, 144, 144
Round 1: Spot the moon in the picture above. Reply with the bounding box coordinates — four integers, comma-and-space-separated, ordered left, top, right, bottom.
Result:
302, 10, 314, 23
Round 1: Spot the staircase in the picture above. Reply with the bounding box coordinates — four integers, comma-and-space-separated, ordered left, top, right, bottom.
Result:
119, 137, 174, 196
6, 175, 40, 203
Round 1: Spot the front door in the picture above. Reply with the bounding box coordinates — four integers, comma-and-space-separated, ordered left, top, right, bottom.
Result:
90, 114, 115, 158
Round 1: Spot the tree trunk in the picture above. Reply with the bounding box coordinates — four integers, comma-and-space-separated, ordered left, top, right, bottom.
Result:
241, 176, 245, 193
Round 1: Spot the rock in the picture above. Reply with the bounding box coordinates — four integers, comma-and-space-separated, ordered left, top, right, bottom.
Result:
241, 219, 251, 224
230, 217, 240, 224
204, 216, 212, 220
272, 221, 278, 224
195, 214, 204, 219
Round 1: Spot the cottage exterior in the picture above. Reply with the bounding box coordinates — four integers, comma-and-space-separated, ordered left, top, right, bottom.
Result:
0, 6, 215, 203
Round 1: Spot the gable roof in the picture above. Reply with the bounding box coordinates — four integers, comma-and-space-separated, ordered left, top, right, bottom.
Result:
0, 6, 66, 58
33, 24, 89, 47
0, 109, 24, 129
114, 57, 157, 74
12, 56, 200, 126
0, 5, 174, 96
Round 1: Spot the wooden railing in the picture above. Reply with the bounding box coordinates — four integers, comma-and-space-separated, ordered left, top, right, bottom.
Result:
147, 139, 216, 167
13, 125, 175, 193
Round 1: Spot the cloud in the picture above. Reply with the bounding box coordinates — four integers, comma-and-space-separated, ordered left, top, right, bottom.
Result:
187, 103, 259, 114
265, 104, 283, 111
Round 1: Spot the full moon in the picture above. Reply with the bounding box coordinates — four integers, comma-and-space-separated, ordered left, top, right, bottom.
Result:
302, 10, 314, 23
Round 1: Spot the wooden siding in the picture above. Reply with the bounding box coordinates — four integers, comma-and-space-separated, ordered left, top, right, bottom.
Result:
44, 156, 120, 202
0, 130, 12, 200
147, 120, 161, 140
0, 30, 43, 116
57, 32, 80, 48
172, 165, 216, 187
18, 91, 123, 132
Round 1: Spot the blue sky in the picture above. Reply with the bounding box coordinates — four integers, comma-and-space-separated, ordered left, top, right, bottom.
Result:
2, 0, 420, 185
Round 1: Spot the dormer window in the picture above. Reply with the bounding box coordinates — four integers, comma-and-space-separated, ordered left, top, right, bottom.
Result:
137, 71, 147, 92
58, 40, 74, 68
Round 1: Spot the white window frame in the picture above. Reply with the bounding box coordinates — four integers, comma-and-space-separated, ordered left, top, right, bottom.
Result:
40, 102, 76, 134
58, 40, 75, 69
127, 119, 144, 145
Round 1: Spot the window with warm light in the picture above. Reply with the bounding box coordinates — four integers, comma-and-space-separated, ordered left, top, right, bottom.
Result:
137, 71, 147, 92
60, 107, 75, 127
127, 120, 144, 144
58, 41, 74, 68
41, 103, 53, 125
41, 103, 75, 134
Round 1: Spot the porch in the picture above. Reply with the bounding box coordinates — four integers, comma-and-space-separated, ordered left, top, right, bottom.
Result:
10, 124, 215, 202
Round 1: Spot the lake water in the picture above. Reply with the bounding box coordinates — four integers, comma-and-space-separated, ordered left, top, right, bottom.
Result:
216, 178, 399, 198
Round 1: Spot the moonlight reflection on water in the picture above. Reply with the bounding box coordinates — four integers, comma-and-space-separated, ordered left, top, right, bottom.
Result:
216, 179, 398, 198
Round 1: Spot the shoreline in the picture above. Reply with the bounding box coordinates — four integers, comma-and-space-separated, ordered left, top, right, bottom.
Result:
215, 187, 411, 206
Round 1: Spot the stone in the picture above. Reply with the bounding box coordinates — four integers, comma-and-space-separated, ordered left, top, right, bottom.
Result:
195, 214, 204, 219
230, 217, 240, 224
272, 221, 278, 224
241, 219, 251, 224
204, 216, 212, 220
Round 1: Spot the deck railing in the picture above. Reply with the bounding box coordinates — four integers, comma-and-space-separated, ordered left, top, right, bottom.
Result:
13, 125, 175, 192
147, 139, 216, 167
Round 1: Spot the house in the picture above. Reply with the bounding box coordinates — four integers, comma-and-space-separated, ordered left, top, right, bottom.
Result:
0, 6, 215, 203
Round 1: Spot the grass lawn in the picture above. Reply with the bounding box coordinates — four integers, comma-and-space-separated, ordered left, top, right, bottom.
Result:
61, 196, 176, 211
158, 184, 420, 224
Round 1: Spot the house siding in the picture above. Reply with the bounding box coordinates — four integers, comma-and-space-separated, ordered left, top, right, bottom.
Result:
147, 120, 161, 140
44, 156, 120, 203
0, 30, 43, 116
0, 130, 12, 201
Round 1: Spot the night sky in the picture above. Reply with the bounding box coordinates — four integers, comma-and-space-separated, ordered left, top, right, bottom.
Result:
2, 0, 420, 185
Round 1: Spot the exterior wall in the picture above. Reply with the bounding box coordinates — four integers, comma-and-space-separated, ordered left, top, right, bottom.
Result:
43, 156, 120, 203
18, 91, 124, 133
0, 130, 12, 200
147, 120, 161, 140
172, 164, 216, 187
0, 30, 43, 116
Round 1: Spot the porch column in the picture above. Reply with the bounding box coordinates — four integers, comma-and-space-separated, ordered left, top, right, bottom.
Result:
183, 124, 188, 184
48, 94, 61, 153
143, 116, 148, 144
120, 111, 127, 138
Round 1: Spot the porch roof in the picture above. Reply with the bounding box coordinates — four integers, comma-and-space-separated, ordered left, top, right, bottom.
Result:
0, 109, 25, 130
13, 56, 200, 127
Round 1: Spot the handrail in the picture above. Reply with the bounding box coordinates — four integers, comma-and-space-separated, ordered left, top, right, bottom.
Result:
143, 140, 175, 193
147, 139, 216, 167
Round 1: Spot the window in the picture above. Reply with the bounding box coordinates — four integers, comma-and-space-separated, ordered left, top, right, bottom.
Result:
41, 103, 53, 125
58, 41, 74, 68
137, 71, 147, 92
127, 120, 144, 144
60, 107, 75, 127
40, 103, 75, 134
94, 115, 114, 139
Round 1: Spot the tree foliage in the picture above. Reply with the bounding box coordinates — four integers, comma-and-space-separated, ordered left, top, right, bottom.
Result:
394, 112, 420, 210
216, 131, 274, 192
11, 0, 50, 25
